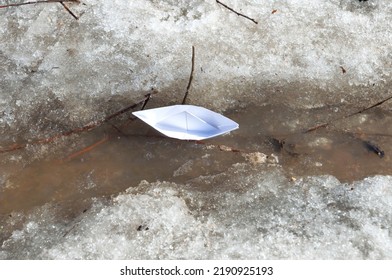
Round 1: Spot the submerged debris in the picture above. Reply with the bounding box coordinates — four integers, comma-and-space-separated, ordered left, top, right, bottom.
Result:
363, 141, 384, 158
243, 152, 267, 165
267, 137, 284, 153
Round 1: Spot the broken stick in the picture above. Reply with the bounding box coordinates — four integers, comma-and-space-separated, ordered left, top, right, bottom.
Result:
63, 135, 109, 161
59, 1, 78, 20
304, 94, 392, 133
346, 95, 392, 118
216, 0, 258, 24
0, 1, 80, 20
62, 93, 152, 161
0, 93, 153, 154
0, 0, 78, 9
181, 46, 195, 105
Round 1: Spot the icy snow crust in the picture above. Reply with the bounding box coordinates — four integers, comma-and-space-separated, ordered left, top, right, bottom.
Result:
1, 167, 392, 259
1, 0, 392, 138
1, 0, 392, 259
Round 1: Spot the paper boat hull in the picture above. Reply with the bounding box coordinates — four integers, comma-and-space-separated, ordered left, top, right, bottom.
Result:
132, 105, 239, 140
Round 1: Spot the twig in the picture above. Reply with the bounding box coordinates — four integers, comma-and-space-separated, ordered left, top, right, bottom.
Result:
304, 122, 329, 133
62, 93, 152, 160
182, 46, 195, 105
0, 93, 154, 154
0, 0, 78, 9
305, 95, 392, 133
216, 0, 258, 24
59, 1, 78, 20
113, 94, 151, 129
63, 135, 109, 161
141, 93, 151, 110
103, 93, 152, 123
346, 95, 392, 117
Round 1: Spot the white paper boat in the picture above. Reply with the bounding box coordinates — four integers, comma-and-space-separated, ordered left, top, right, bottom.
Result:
132, 105, 239, 140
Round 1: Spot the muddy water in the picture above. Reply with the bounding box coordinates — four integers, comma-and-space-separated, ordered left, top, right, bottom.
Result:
1, 103, 391, 217
231, 104, 392, 180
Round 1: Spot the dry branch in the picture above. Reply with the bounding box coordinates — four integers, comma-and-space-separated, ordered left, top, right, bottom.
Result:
216, 0, 258, 24
59, 1, 78, 20
0, 93, 153, 154
182, 46, 195, 105
346, 95, 392, 117
1, 0, 80, 20
304, 122, 329, 133
63, 136, 109, 161
61, 94, 152, 161
304, 95, 392, 133
0, 0, 78, 9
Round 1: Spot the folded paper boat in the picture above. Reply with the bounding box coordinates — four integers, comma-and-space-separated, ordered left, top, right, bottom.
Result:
132, 105, 239, 140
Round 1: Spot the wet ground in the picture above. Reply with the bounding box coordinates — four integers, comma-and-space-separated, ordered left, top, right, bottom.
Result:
1, 102, 391, 240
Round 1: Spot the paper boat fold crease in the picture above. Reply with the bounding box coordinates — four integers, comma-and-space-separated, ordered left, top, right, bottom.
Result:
132, 105, 239, 140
